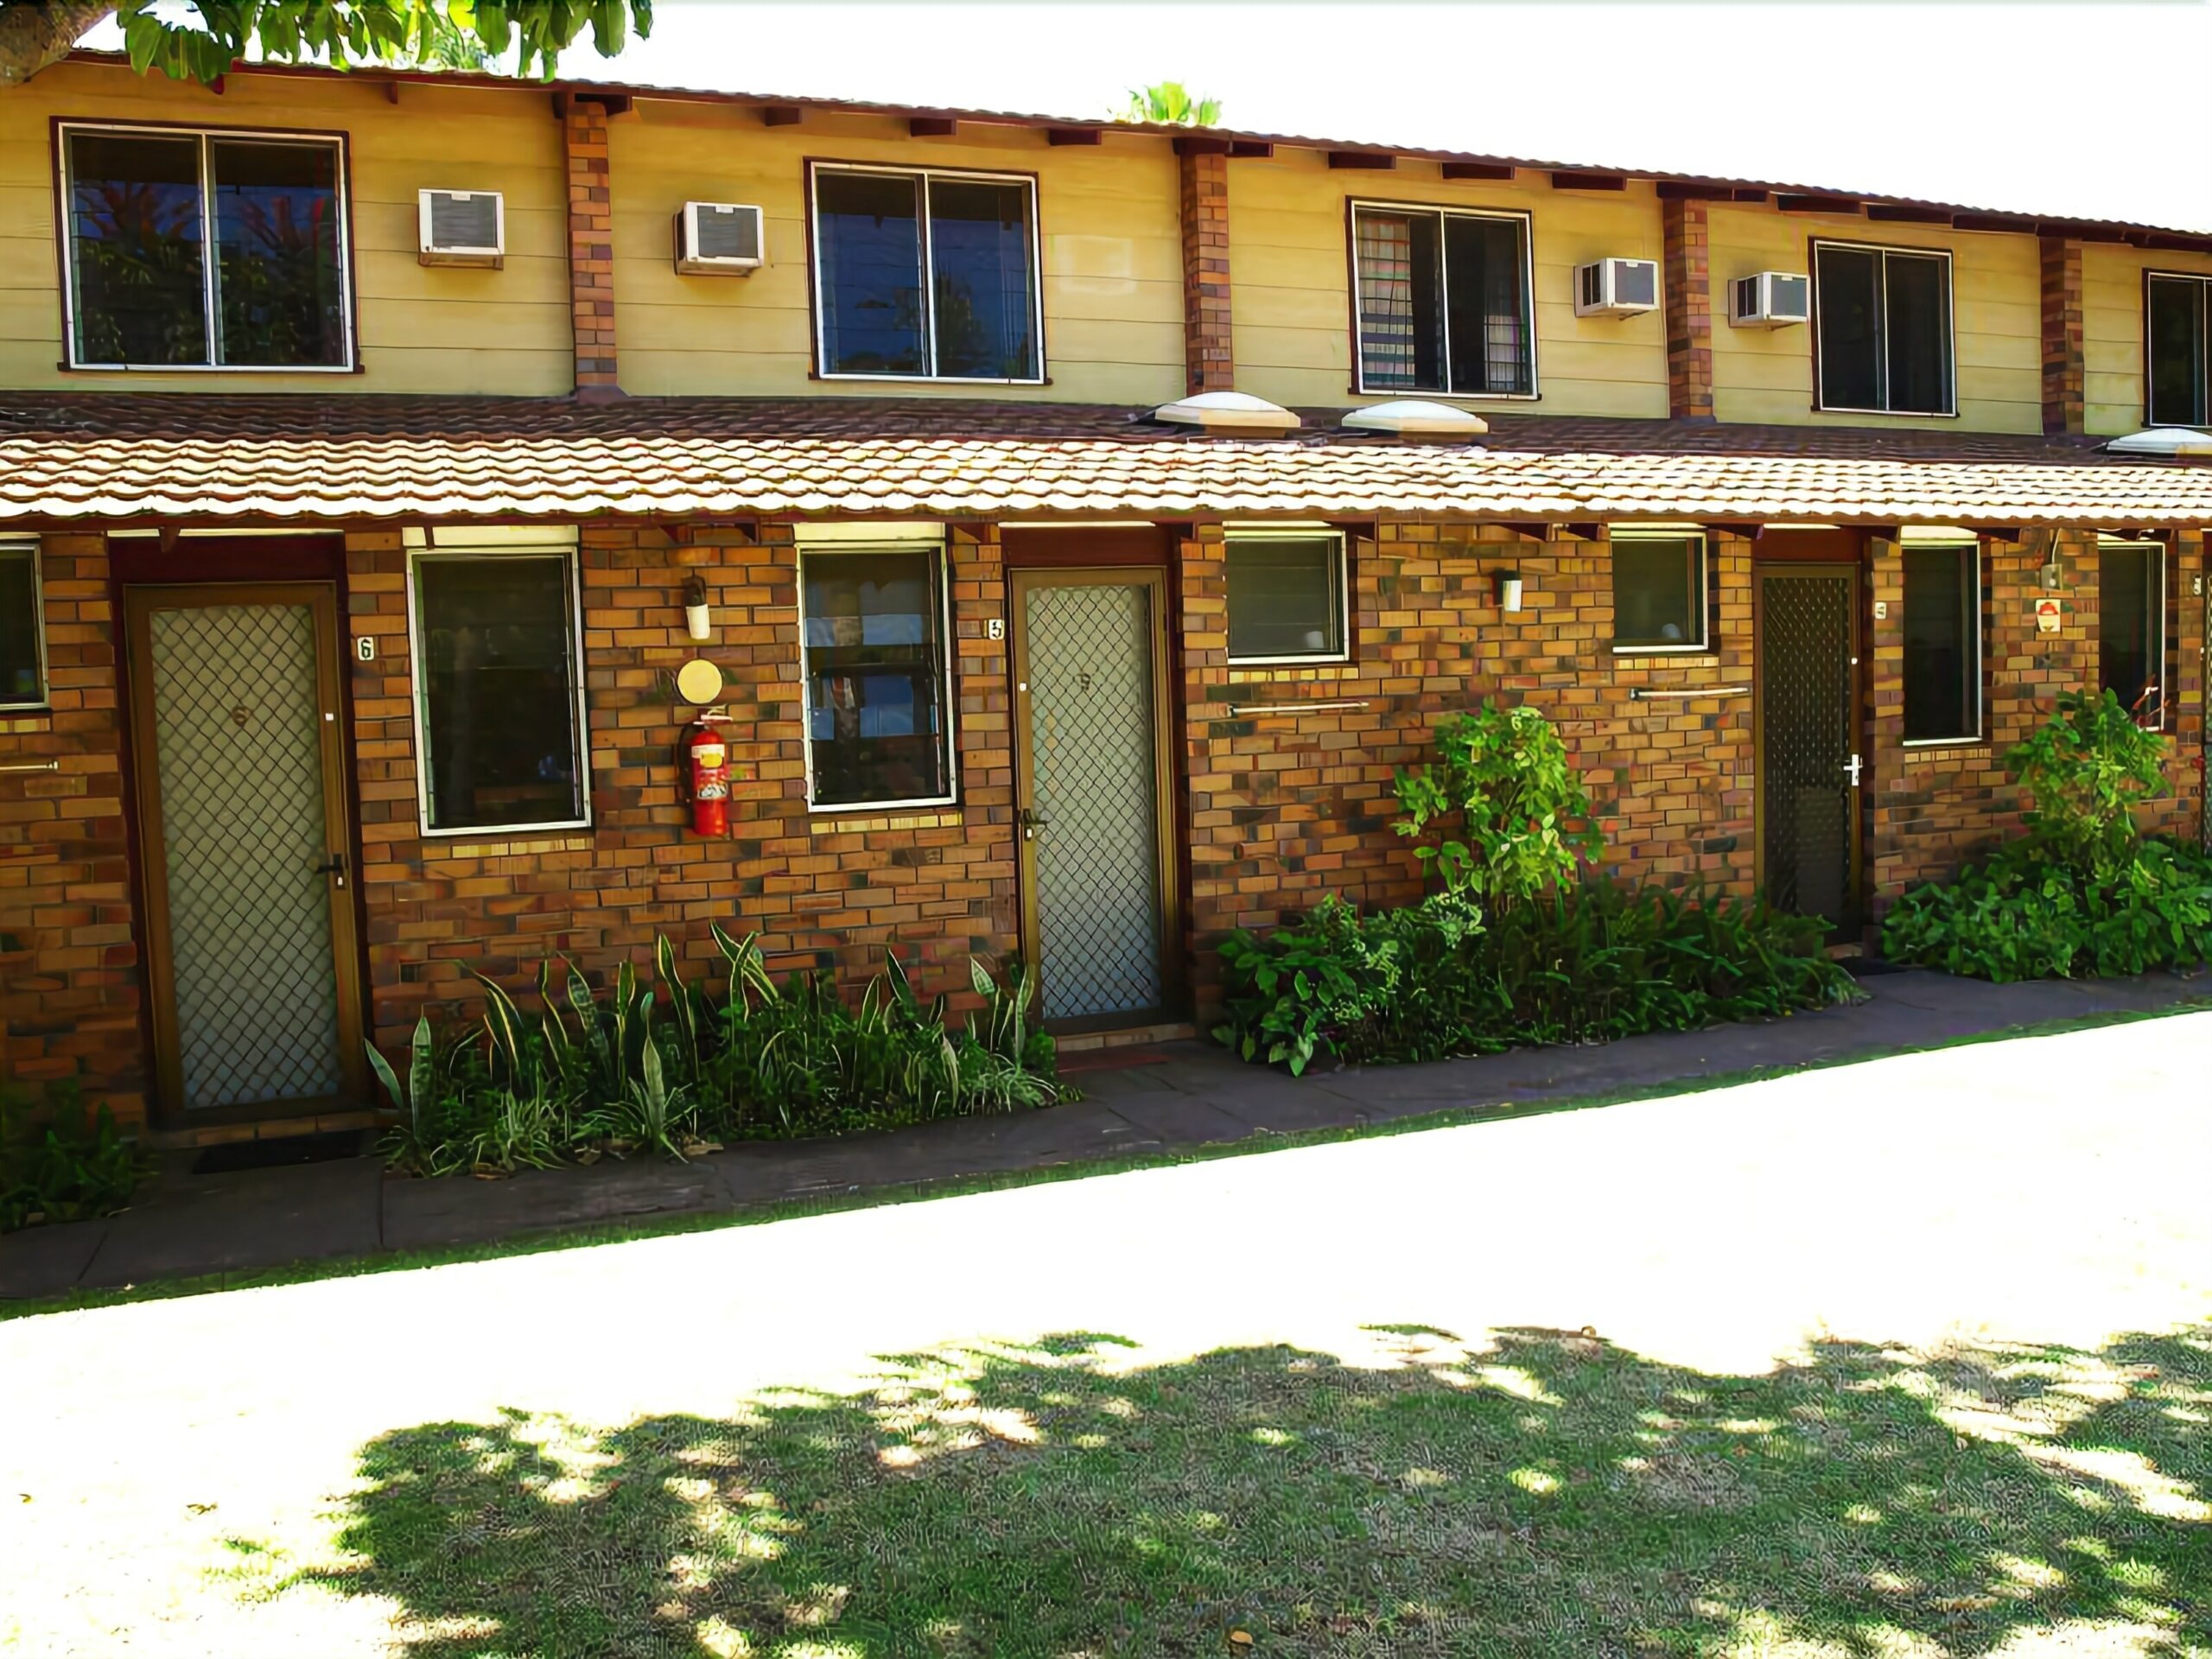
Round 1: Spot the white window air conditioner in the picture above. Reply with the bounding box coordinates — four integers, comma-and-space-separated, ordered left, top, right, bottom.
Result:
675, 201, 766, 275
1573, 257, 1660, 317
417, 189, 505, 268
1730, 270, 1811, 328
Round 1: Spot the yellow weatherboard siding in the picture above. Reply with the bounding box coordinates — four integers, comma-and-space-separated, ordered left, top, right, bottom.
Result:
610, 103, 1185, 403
2084, 244, 2212, 437
1707, 203, 2039, 432
0, 59, 571, 395
1228, 150, 1669, 418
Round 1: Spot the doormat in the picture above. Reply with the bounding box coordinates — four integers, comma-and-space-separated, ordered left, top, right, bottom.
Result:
192, 1129, 365, 1176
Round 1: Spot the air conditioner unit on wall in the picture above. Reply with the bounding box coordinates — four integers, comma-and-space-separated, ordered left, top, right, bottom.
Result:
675, 201, 766, 275
1573, 257, 1660, 317
418, 189, 505, 267
1730, 270, 1811, 328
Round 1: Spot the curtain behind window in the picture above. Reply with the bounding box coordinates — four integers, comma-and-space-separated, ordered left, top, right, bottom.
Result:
1445, 214, 1529, 396
1356, 210, 1440, 390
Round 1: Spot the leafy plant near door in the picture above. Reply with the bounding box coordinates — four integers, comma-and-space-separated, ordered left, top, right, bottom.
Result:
1882, 690, 2212, 982
367, 929, 1073, 1177
1, 1082, 151, 1234
1217, 700, 1861, 1073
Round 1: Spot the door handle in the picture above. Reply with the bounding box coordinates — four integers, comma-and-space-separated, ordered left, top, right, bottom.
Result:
1017, 806, 1049, 840
1845, 754, 1863, 788
315, 852, 348, 888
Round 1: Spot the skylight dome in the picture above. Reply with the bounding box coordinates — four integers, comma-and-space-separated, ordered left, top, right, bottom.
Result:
2105, 427, 2212, 457
1148, 391, 1301, 433
1340, 400, 1489, 439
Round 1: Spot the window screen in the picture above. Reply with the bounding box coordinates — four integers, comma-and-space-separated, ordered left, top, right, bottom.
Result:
65, 126, 348, 370
1612, 536, 1706, 649
1816, 243, 1952, 415
0, 543, 43, 709
1353, 205, 1531, 396
413, 555, 588, 831
2099, 542, 2164, 726
1903, 542, 1980, 741
1226, 535, 1348, 661
813, 168, 1039, 380
803, 550, 954, 807
2146, 276, 2209, 429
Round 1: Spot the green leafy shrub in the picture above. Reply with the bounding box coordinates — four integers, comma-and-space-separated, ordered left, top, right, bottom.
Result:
1394, 700, 1605, 910
1, 1084, 150, 1233
1881, 691, 2211, 982
1217, 882, 1856, 1072
369, 930, 1075, 1176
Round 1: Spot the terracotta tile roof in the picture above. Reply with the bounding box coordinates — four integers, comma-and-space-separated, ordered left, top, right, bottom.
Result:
2, 394, 2209, 528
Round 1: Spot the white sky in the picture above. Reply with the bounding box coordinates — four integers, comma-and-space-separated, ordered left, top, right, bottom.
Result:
80, 2, 2212, 230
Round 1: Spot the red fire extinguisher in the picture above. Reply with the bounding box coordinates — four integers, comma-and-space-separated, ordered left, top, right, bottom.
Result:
683, 717, 731, 837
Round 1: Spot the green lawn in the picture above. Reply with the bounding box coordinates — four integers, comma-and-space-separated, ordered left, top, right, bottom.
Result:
220, 1324, 2209, 1658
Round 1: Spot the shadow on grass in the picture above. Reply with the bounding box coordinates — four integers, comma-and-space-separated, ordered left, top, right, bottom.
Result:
270, 1325, 2209, 1658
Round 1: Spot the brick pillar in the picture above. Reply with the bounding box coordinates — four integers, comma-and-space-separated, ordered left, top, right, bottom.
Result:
1662, 196, 1714, 423
2039, 236, 2085, 436
563, 96, 621, 401
1179, 149, 1233, 394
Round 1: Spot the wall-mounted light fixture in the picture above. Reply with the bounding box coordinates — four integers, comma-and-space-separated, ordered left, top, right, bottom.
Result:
683, 575, 713, 640
1494, 569, 1524, 613
2038, 545, 2063, 592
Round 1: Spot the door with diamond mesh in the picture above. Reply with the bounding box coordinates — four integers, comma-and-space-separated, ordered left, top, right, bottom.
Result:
1755, 565, 1862, 935
1012, 569, 1177, 1024
125, 584, 364, 1116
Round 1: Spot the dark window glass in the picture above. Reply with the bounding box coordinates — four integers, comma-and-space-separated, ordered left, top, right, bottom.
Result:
2099, 543, 2163, 726
1612, 537, 1704, 648
416, 556, 586, 831
1903, 543, 1979, 741
67, 131, 207, 366
1443, 213, 1531, 396
1354, 207, 1529, 395
816, 170, 928, 375
2146, 276, 2207, 428
0, 545, 43, 707
803, 550, 951, 806
210, 139, 345, 367
1815, 245, 1883, 411
1227, 537, 1346, 659
927, 178, 1038, 379
1883, 252, 1950, 415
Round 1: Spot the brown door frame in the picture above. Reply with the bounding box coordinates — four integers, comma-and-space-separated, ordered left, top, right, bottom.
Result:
1752, 560, 1866, 933
123, 581, 367, 1125
1008, 564, 1184, 1028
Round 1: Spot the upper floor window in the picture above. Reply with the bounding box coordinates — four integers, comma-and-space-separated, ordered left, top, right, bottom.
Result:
0, 541, 45, 710
810, 164, 1041, 383
1351, 202, 1535, 398
1814, 241, 1953, 416
2145, 273, 2209, 429
1225, 527, 1350, 664
59, 124, 353, 372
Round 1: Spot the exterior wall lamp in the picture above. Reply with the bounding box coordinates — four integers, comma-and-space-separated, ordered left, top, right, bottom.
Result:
683, 575, 713, 640
1494, 569, 1525, 612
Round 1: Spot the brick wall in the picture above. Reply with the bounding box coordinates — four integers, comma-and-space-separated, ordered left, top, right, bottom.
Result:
1866, 529, 2205, 907
344, 523, 1018, 1055
563, 96, 620, 399
1662, 197, 1716, 423
2038, 237, 2086, 438
0, 532, 142, 1116
1179, 149, 1233, 395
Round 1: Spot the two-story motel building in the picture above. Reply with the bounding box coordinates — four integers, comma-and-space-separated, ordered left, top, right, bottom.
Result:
0, 51, 2206, 1135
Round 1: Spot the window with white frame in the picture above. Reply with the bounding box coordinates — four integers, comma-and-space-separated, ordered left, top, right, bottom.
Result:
1351, 201, 1535, 397
59, 123, 353, 372
1611, 529, 1708, 651
2099, 537, 2166, 728
1814, 241, 1954, 416
0, 541, 45, 709
1902, 533, 1981, 742
1225, 528, 1350, 663
810, 164, 1042, 382
801, 543, 957, 809
409, 544, 588, 833
2145, 273, 2210, 429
